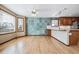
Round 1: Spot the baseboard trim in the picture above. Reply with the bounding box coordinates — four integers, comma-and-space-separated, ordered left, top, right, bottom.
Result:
0, 37, 17, 45
0, 36, 25, 45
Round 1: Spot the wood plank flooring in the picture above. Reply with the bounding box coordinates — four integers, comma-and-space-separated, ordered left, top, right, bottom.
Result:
0, 36, 79, 54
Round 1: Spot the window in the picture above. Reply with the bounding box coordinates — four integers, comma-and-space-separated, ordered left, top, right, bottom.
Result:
0, 10, 15, 34
52, 20, 58, 26
18, 18, 24, 32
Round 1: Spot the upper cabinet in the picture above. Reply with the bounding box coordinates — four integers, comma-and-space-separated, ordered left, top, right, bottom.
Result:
59, 17, 76, 26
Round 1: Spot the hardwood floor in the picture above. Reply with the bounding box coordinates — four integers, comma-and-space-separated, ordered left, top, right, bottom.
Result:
0, 36, 79, 54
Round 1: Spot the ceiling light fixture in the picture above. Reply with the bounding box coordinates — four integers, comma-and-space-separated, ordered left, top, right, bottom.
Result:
31, 8, 38, 16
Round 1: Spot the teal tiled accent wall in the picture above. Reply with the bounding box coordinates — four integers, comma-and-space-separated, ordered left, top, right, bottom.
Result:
26, 17, 51, 35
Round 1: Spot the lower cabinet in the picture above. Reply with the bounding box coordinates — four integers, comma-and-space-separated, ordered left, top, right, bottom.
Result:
51, 30, 69, 45
69, 30, 79, 45
51, 30, 79, 45
48, 29, 51, 36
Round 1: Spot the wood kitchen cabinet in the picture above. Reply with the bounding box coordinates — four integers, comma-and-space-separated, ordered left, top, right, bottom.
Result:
59, 17, 79, 26
69, 30, 79, 45
59, 17, 72, 26
48, 29, 51, 36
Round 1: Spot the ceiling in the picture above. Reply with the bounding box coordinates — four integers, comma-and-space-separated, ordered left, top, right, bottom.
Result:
3, 4, 79, 17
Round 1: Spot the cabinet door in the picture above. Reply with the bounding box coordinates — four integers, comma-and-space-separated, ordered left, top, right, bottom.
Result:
69, 31, 78, 45
59, 17, 72, 25
67, 18, 72, 25
59, 17, 64, 25
48, 29, 51, 36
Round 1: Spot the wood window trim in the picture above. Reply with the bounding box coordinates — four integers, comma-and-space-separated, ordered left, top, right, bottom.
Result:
0, 4, 17, 17
0, 8, 16, 17
17, 17, 25, 32
0, 5, 26, 35
0, 32, 16, 35
0, 16, 26, 35
0, 9, 16, 35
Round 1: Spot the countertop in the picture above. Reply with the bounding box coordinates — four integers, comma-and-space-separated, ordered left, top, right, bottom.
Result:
70, 29, 79, 32
47, 25, 79, 31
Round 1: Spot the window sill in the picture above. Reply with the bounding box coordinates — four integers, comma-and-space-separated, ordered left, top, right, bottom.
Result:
0, 31, 16, 35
